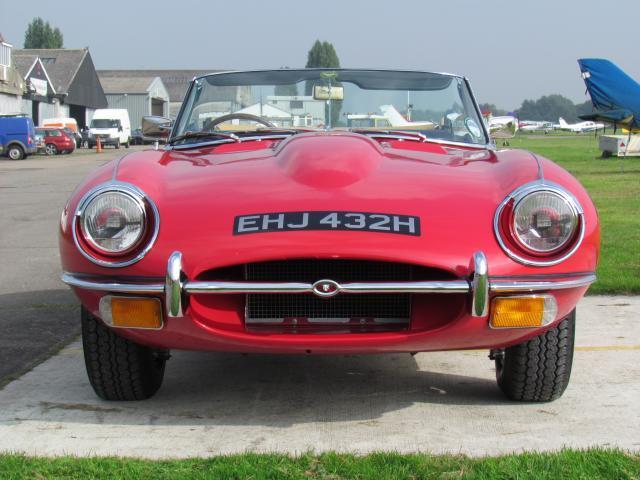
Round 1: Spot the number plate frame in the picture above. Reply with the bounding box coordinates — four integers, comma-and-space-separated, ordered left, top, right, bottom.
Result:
233, 211, 421, 236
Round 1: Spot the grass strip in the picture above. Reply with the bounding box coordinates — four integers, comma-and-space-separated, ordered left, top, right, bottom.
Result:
0, 448, 638, 479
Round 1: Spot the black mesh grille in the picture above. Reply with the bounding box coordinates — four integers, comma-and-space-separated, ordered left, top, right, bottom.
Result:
245, 259, 412, 332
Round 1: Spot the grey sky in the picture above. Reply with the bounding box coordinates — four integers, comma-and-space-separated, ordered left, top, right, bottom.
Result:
2, 0, 639, 109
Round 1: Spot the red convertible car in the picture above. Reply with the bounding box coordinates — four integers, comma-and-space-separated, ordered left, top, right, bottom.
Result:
60, 69, 599, 402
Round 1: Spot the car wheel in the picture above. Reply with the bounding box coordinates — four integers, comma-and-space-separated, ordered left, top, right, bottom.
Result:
81, 306, 167, 401
495, 309, 575, 402
115, 139, 120, 149
7, 145, 24, 160
125, 141, 130, 149
45, 144, 57, 155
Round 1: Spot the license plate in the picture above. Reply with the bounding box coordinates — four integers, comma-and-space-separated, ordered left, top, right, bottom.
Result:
234, 211, 420, 236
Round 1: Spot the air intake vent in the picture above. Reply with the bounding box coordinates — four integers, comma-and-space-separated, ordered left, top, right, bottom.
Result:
245, 259, 412, 333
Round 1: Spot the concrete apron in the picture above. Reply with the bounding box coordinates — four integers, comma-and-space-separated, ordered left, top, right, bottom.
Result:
0, 296, 638, 458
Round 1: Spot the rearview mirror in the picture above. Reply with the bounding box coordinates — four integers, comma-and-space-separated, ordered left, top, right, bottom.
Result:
313, 85, 344, 101
490, 121, 517, 140
142, 116, 172, 138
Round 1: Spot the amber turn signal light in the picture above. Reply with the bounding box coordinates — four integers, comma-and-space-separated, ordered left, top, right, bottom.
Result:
99, 296, 163, 330
490, 295, 557, 329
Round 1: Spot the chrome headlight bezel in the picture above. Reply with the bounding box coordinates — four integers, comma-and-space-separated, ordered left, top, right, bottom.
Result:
72, 182, 160, 268
494, 182, 585, 266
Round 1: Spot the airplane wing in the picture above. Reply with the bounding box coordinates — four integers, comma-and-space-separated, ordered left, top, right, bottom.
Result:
579, 109, 634, 126
578, 58, 640, 131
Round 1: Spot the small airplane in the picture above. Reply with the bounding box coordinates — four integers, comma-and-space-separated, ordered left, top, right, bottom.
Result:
379, 105, 435, 129
578, 58, 640, 132
519, 120, 553, 132
556, 117, 604, 133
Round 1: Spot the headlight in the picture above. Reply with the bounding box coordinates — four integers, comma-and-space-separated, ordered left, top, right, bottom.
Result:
73, 183, 159, 267
512, 190, 578, 253
495, 183, 584, 266
81, 191, 145, 253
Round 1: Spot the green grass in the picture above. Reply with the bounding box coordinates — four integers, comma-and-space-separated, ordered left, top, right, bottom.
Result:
506, 134, 640, 295
0, 449, 637, 479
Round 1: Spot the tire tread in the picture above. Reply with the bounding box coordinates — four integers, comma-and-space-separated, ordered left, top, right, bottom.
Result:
81, 307, 165, 401
497, 310, 575, 402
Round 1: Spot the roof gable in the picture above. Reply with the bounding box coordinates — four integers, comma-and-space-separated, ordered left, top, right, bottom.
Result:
99, 74, 163, 95
13, 48, 87, 93
97, 69, 222, 102
13, 48, 107, 108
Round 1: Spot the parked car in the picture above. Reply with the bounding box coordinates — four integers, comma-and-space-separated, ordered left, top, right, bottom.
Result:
130, 128, 147, 145
42, 117, 82, 146
63, 127, 79, 149
34, 129, 46, 153
60, 69, 599, 402
88, 109, 131, 149
36, 127, 75, 155
0, 114, 37, 160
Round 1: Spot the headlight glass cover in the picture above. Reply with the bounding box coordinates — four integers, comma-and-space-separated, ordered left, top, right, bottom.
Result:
81, 191, 146, 253
512, 190, 578, 253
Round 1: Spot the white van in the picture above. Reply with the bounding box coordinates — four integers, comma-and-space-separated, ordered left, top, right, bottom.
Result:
88, 109, 131, 149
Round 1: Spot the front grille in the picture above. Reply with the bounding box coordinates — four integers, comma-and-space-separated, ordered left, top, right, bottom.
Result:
245, 259, 412, 333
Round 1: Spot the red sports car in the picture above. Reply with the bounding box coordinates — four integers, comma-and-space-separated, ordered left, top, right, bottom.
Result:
60, 69, 599, 402
36, 127, 75, 155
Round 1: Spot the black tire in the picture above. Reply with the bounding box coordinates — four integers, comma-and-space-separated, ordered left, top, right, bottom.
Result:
7, 144, 24, 160
81, 306, 167, 401
46, 144, 57, 155
495, 309, 575, 402
125, 141, 130, 149
115, 139, 120, 149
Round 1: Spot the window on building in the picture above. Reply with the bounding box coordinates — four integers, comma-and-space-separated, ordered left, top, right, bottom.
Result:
289, 100, 303, 110
0, 42, 11, 67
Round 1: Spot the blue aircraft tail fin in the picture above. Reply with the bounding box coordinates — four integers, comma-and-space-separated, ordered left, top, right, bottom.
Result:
578, 58, 640, 130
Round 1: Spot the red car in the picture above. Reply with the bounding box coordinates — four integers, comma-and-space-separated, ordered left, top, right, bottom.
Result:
60, 69, 599, 402
36, 127, 75, 155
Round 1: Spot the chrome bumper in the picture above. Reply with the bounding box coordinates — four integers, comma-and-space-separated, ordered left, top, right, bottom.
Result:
61, 250, 596, 320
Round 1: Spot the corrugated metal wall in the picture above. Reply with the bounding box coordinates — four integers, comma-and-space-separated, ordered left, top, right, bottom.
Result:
0, 93, 22, 114
38, 102, 68, 123
105, 94, 148, 129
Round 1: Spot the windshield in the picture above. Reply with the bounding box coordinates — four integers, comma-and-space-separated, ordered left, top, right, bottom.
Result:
173, 69, 488, 146
91, 119, 120, 129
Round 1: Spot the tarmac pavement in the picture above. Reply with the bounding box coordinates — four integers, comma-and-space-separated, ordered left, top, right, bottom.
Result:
0, 147, 638, 457
0, 147, 145, 386
0, 296, 637, 457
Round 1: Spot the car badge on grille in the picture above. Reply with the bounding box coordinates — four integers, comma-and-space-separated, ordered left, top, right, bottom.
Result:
312, 279, 340, 298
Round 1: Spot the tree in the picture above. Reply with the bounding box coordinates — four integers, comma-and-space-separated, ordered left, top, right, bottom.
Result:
274, 84, 298, 96
478, 103, 507, 117
305, 40, 342, 125
24, 17, 64, 49
575, 100, 595, 119
305, 40, 340, 70
516, 94, 579, 123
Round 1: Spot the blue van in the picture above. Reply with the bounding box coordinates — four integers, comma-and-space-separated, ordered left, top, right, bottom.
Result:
0, 115, 37, 160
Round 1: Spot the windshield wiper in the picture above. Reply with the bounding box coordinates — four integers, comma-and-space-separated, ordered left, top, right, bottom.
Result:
240, 127, 316, 136
169, 131, 241, 146
348, 129, 427, 142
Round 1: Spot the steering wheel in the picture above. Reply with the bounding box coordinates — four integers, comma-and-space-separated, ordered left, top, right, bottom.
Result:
205, 113, 275, 130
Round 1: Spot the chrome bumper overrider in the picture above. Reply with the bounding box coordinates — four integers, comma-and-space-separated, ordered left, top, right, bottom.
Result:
61, 250, 596, 320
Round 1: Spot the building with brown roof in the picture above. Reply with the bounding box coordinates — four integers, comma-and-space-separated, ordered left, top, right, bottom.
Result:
98, 74, 169, 129
12, 48, 107, 126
